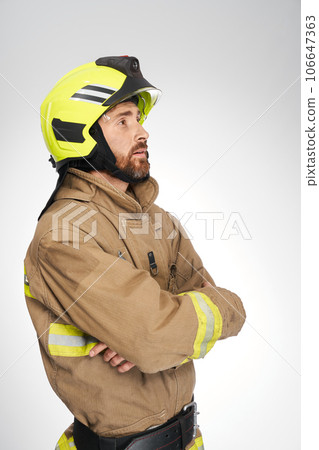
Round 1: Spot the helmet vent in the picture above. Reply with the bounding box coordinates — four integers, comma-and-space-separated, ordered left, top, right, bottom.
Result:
52, 118, 85, 143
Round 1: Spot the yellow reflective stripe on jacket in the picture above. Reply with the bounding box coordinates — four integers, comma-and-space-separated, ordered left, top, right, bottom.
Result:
188, 435, 204, 449
24, 264, 36, 299
49, 323, 98, 357
55, 433, 76, 449
179, 291, 222, 359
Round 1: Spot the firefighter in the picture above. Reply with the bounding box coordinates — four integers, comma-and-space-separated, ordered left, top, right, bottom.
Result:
24, 56, 246, 449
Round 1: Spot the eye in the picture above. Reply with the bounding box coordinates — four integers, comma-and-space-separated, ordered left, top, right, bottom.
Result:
118, 119, 126, 126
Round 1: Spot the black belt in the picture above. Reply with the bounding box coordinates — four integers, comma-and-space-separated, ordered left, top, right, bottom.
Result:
73, 401, 198, 450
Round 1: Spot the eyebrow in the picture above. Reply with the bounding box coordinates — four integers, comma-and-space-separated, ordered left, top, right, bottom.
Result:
112, 110, 141, 120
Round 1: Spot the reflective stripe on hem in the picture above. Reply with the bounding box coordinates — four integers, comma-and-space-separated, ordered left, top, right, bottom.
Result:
24, 264, 36, 299
49, 323, 98, 357
55, 433, 76, 449
188, 435, 204, 449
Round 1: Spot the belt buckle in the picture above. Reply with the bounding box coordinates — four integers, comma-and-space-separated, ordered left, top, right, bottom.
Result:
183, 400, 200, 439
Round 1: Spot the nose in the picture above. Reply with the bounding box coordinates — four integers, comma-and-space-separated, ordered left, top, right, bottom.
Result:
135, 122, 149, 142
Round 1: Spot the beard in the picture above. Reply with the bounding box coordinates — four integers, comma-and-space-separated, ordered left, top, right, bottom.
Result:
115, 142, 150, 181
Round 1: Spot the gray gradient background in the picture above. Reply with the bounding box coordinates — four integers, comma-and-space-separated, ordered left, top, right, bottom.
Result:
0, 0, 300, 449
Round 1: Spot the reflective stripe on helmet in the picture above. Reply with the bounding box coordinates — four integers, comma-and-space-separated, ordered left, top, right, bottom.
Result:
55, 433, 76, 449
178, 291, 222, 360
48, 323, 98, 357
70, 84, 116, 104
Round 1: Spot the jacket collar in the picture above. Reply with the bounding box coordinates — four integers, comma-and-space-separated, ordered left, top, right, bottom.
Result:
54, 168, 159, 213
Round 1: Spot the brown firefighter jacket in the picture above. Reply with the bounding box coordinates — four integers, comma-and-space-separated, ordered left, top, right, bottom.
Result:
24, 168, 246, 443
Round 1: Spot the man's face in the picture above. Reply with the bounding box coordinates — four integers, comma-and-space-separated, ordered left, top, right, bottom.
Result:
98, 101, 150, 181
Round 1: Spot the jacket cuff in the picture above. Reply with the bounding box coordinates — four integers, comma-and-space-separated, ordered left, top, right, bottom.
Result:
178, 291, 223, 360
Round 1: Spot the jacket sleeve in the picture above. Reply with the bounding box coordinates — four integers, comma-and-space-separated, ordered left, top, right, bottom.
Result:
34, 229, 205, 374
169, 214, 246, 355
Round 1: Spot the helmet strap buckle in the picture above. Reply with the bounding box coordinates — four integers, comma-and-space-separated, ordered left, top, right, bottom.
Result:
49, 155, 56, 168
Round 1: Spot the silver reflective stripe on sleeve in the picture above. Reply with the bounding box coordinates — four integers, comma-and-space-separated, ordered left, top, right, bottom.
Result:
192, 292, 215, 358
48, 323, 98, 357
49, 334, 97, 348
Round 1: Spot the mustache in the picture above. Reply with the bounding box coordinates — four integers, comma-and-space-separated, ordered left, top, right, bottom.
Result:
130, 141, 148, 156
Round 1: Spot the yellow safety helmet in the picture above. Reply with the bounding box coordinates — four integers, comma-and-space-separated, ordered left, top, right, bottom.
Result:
38, 56, 161, 220
41, 55, 161, 170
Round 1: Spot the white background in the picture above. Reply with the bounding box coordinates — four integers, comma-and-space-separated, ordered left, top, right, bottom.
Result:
0, 1, 301, 449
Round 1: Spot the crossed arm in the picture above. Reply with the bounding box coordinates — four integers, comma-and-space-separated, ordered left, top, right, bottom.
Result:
89, 280, 213, 373
36, 222, 245, 373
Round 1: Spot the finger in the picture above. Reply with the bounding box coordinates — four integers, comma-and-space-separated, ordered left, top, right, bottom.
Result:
89, 342, 107, 357
103, 349, 117, 362
109, 355, 125, 367
117, 361, 136, 373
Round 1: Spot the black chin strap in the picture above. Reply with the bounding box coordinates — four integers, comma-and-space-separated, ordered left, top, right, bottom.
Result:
88, 122, 150, 184
38, 122, 149, 221
65, 122, 150, 184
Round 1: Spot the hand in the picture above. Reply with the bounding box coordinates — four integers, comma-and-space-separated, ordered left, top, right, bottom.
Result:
202, 280, 213, 288
89, 342, 136, 373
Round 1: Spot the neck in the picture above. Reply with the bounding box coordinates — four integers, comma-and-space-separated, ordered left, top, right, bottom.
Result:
88, 169, 129, 192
